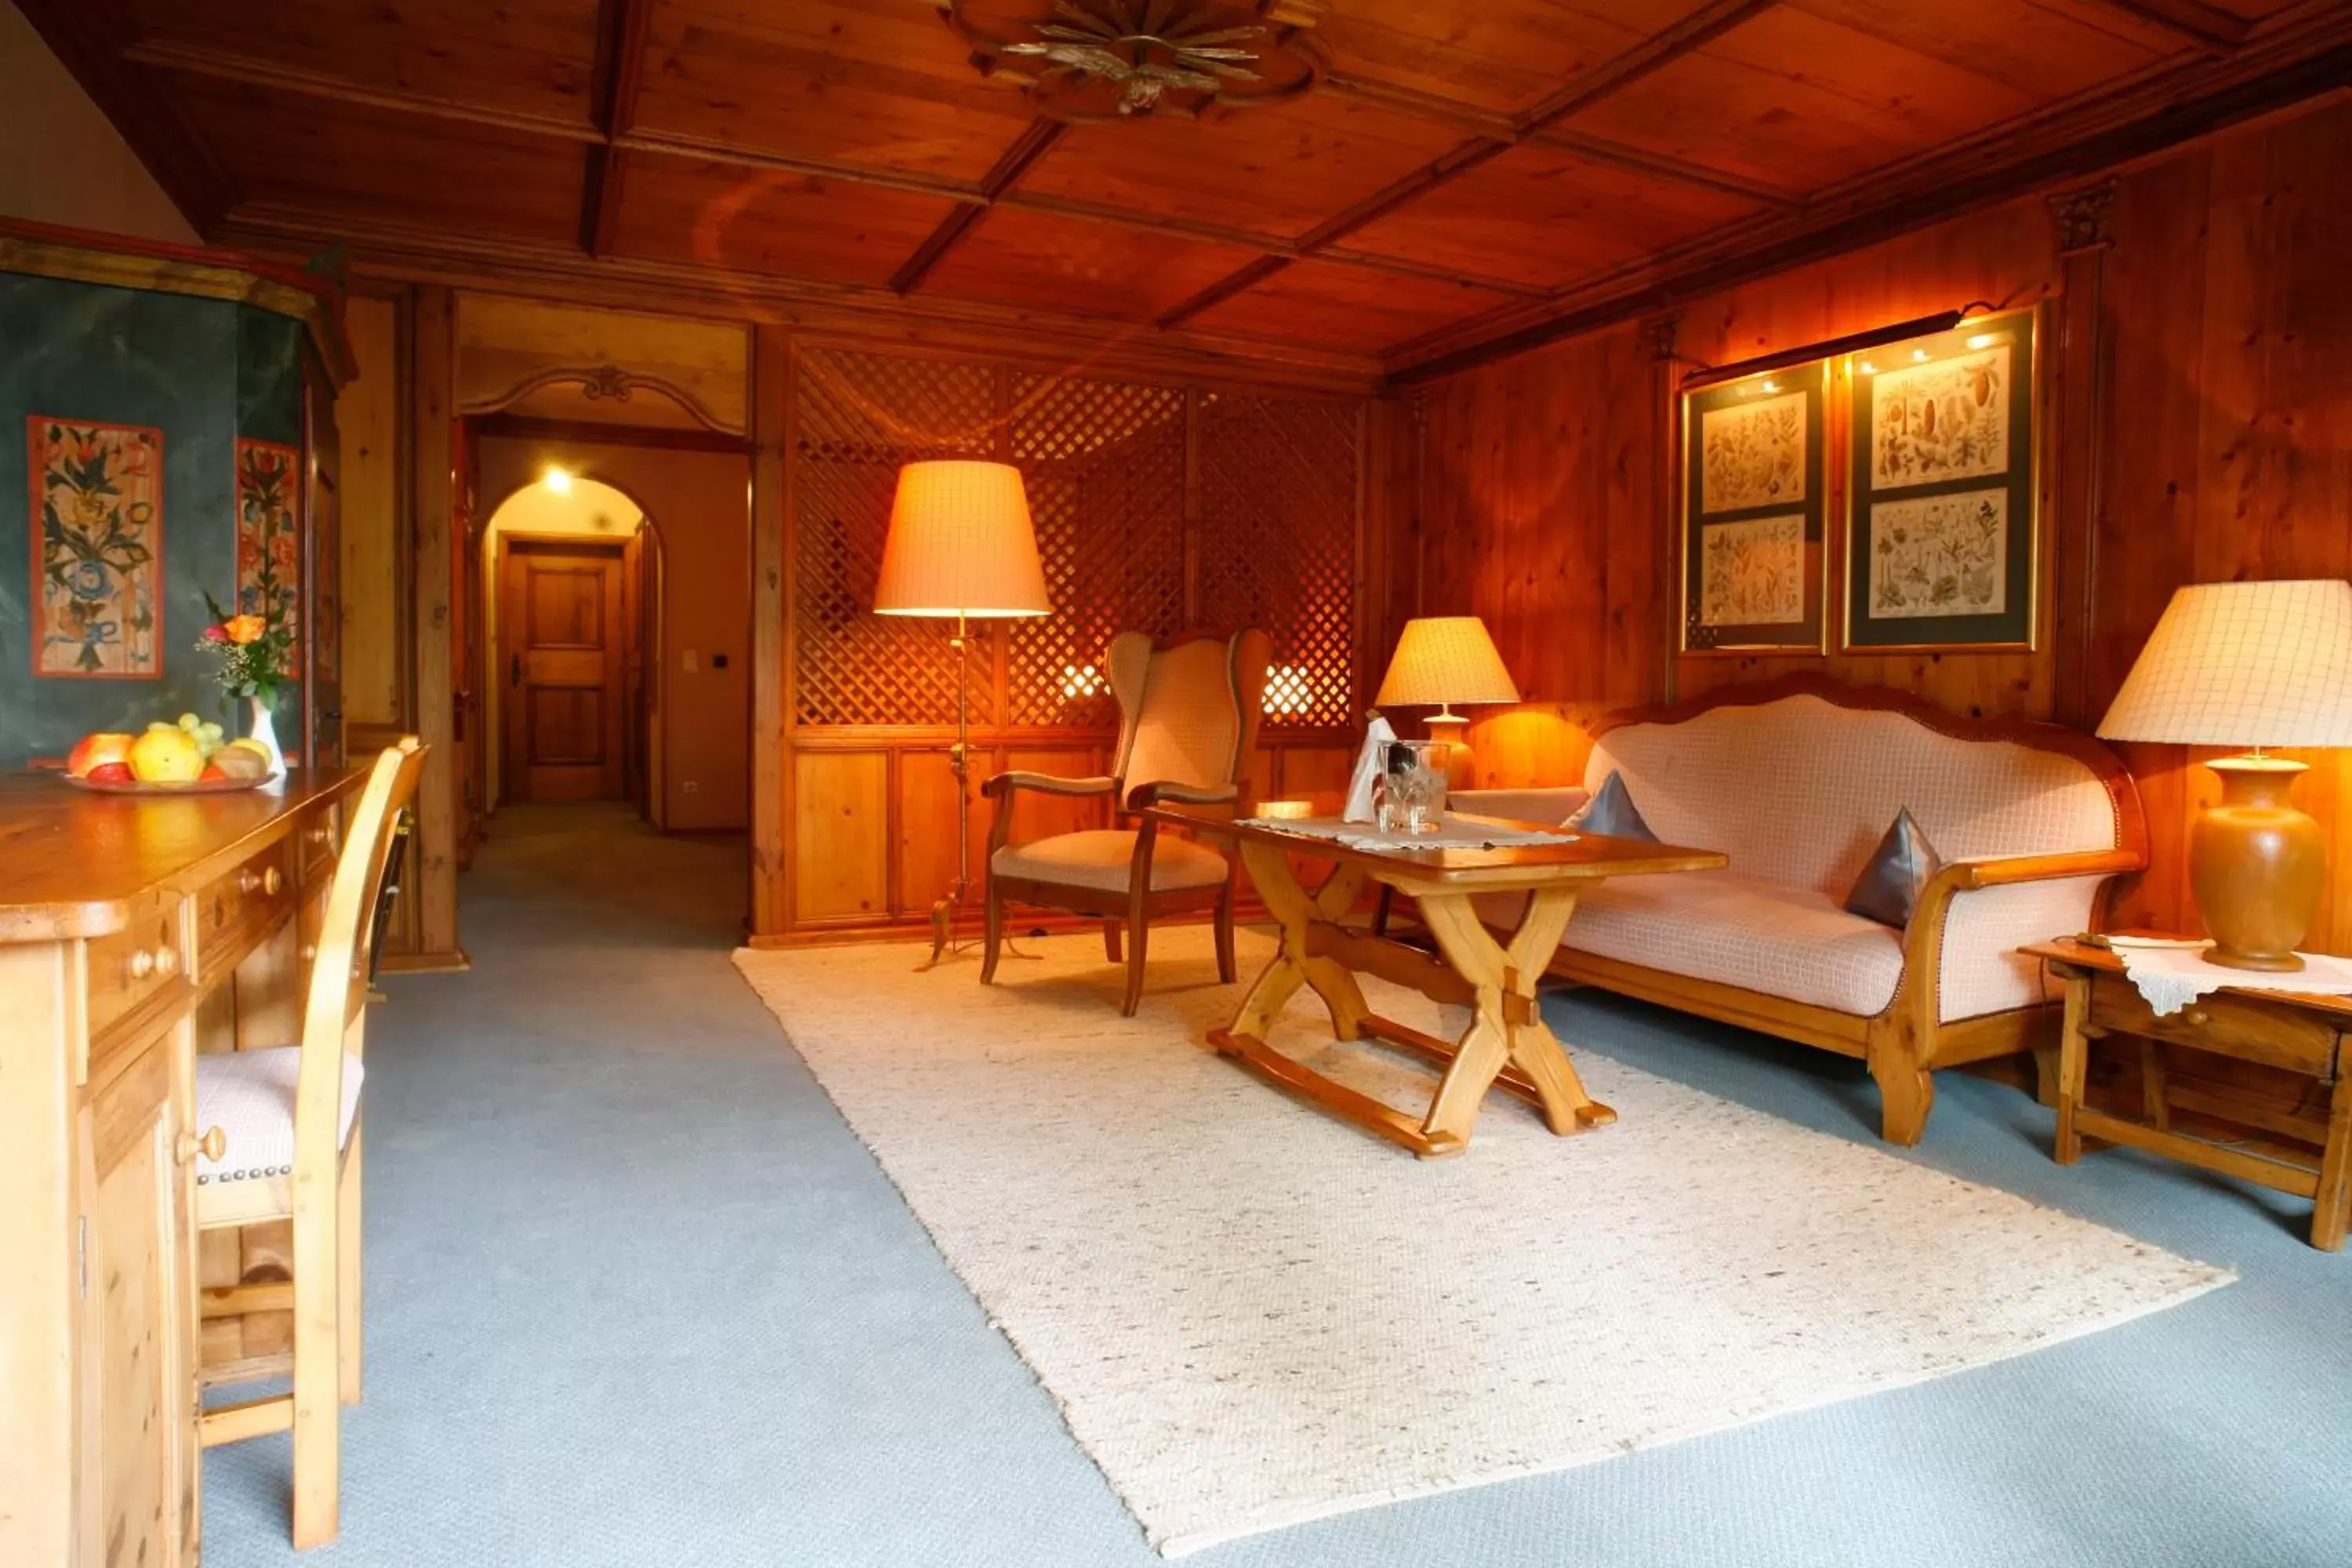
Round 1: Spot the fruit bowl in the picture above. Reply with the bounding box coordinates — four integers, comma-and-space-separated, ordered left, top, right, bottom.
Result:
56, 771, 274, 795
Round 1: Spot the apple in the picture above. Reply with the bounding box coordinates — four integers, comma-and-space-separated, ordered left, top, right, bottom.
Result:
200, 764, 228, 782
85, 761, 135, 785
65, 732, 136, 779
128, 728, 204, 785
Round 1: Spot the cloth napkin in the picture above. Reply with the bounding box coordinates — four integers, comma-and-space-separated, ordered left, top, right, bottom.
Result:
2108, 935, 2352, 1017
1341, 716, 1397, 823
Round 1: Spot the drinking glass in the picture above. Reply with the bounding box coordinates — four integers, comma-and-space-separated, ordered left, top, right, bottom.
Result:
1375, 741, 1450, 834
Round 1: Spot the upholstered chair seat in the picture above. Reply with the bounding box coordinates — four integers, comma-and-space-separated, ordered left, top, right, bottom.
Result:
982, 628, 1272, 1014
992, 829, 1231, 894
193, 1047, 367, 1225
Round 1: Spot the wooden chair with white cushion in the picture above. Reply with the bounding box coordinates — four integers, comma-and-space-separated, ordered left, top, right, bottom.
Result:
982, 629, 1271, 1015
194, 736, 426, 1548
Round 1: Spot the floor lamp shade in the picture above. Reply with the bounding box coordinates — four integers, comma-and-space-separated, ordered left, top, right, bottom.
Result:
873, 460, 1051, 619
2097, 579, 2352, 971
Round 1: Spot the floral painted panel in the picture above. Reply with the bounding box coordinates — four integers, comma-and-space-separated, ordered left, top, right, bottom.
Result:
1699, 514, 1806, 626
236, 437, 301, 649
1867, 488, 2008, 619
1700, 390, 1808, 513
29, 417, 164, 677
1869, 345, 2010, 488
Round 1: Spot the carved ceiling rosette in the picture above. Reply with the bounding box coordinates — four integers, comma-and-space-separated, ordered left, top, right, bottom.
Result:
942, 0, 1330, 122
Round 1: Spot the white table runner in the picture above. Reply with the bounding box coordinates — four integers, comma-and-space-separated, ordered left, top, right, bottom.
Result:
1238, 813, 1576, 851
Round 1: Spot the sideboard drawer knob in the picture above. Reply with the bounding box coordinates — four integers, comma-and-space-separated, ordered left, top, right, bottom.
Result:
2183, 1007, 2210, 1027
153, 945, 179, 978
239, 869, 262, 894
129, 949, 154, 980
263, 866, 283, 896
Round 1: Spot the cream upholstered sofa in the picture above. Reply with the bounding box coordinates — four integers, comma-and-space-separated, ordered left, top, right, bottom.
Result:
1464, 677, 2147, 1145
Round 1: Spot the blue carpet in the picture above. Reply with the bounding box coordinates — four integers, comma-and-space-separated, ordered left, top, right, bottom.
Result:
201, 804, 2352, 1567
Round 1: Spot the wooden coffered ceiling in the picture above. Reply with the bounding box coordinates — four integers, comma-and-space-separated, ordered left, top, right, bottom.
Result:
24, 0, 2352, 384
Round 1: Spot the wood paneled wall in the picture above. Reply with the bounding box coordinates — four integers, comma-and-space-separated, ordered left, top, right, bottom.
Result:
1390, 95, 2352, 953
765, 340, 1376, 944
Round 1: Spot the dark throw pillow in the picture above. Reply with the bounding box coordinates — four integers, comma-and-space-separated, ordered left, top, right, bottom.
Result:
1570, 771, 1657, 842
1846, 808, 1945, 929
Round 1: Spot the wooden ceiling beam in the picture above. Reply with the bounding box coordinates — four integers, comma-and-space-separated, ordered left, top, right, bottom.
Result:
2085, 0, 2252, 52
124, 38, 602, 143
1527, 129, 1805, 209
22, 4, 241, 234
1321, 70, 1802, 209
580, 0, 657, 257
1160, 0, 1784, 327
1512, 0, 1780, 135
210, 201, 1388, 394
1154, 256, 1294, 328
1388, 30, 2352, 383
890, 118, 1064, 294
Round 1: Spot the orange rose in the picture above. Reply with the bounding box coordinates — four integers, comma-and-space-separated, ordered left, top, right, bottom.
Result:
224, 614, 266, 644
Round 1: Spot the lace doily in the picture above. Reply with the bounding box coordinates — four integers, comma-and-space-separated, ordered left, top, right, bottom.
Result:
2109, 937, 2352, 1017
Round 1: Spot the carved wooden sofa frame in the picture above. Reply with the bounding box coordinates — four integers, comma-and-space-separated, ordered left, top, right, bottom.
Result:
1544, 675, 2149, 1145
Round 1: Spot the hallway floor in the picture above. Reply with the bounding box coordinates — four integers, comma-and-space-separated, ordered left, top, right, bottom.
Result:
200, 805, 2352, 1567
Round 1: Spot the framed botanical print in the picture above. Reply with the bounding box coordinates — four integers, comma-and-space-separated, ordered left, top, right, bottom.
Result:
1679, 358, 1828, 654
1842, 308, 2039, 652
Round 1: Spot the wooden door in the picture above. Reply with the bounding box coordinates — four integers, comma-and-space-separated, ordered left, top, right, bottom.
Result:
80, 1029, 196, 1568
500, 541, 626, 803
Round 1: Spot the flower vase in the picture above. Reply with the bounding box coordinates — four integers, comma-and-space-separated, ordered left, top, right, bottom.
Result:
246, 694, 285, 777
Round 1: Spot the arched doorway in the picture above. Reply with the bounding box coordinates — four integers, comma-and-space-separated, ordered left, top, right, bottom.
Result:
481, 473, 665, 814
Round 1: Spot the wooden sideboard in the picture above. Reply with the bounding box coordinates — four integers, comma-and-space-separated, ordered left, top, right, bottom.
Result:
0, 768, 365, 1568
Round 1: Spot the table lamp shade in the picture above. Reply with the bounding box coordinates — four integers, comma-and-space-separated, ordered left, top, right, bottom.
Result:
873, 460, 1051, 618
1374, 616, 1522, 709
2096, 579, 2352, 747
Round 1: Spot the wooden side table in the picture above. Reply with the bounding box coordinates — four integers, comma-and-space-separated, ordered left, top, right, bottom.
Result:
2024, 937, 2352, 1250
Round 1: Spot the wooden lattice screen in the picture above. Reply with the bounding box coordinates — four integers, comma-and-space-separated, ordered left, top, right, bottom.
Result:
793, 347, 996, 727
791, 347, 1359, 735
1008, 372, 1189, 729
1197, 392, 1359, 731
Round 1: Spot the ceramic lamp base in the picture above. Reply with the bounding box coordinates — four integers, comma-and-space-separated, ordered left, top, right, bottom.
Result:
2192, 755, 2323, 972
1422, 710, 1472, 791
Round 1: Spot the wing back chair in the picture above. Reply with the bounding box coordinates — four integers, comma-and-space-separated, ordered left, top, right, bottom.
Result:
981, 627, 1272, 1014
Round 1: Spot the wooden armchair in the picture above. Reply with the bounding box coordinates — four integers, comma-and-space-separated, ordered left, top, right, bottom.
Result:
982, 628, 1272, 1015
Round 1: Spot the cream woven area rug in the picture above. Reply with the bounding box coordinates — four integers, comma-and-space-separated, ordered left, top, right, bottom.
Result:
732, 927, 2229, 1557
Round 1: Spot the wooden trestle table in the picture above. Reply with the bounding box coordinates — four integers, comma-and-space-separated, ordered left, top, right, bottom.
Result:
1151, 800, 1726, 1158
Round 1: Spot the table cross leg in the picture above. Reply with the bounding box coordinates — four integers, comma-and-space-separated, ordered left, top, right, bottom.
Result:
1417, 887, 1613, 1140
1222, 844, 1368, 1043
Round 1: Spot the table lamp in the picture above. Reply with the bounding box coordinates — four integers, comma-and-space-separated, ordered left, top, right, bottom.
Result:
1374, 615, 1521, 786
873, 459, 1051, 967
2096, 579, 2352, 972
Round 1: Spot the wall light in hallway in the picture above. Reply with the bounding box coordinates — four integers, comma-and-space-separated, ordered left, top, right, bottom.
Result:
543, 465, 574, 495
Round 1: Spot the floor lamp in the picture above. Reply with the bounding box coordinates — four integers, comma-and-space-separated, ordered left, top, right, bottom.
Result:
873, 459, 1052, 967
